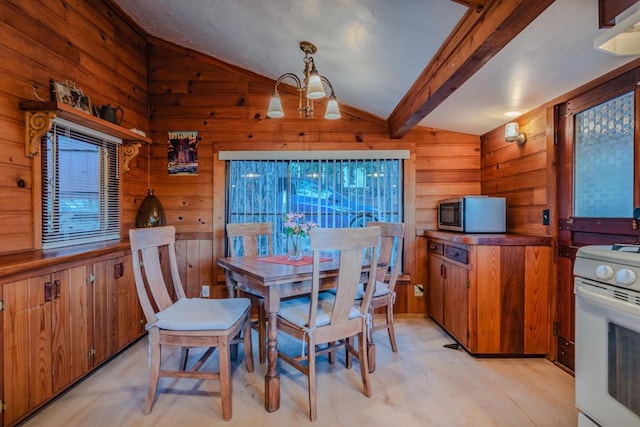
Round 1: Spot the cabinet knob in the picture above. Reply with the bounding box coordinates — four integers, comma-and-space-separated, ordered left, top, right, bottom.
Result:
44, 281, 52, 302
54, 279, 61, 299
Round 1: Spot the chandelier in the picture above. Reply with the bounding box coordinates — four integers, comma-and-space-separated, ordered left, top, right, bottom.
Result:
266, 41, 340, 120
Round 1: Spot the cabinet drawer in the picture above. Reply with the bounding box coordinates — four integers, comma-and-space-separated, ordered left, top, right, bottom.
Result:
445, 245, 468, 264
427, 241, 444, 255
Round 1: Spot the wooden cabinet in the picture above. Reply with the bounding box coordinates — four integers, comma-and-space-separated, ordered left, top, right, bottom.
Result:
426, 231, 552, 355
2, 266, 89, 426
92, 254, 144, 365
1, 247, 145, 426
428, 249, 445, 325
428, 241, 470, 346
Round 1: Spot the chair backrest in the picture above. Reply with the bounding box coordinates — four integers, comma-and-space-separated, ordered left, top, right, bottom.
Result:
367, 222, 405, 293
226, 222, 273, 257
307, 226, 380, 329
129, 225, 186, 326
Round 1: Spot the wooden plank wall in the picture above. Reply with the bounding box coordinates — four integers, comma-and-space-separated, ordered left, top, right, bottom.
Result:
0, 0, 149, 253
0, 0, 484, 316
480, 107, 553, 237
147, 39, 483, 315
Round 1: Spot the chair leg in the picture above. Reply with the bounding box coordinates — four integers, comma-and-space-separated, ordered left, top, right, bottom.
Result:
243, 314, 255, 373
144, 329, 161, 415
219, 338, 232, 421
345, 337, 353, 369
367, 307, 376, 373
386, 303, 398, 352
307, 339, 317, 422
358, 329, 372, 397
328, 341, 336, 364
258, 299, 267, 364
179, 347, 189, 370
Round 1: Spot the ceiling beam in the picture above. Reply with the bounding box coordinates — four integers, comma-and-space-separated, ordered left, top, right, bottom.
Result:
387, 0, 555, 139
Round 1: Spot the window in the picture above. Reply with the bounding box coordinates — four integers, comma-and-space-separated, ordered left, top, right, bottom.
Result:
222, 150, 406, 255
574, 91, 634, 218
42, 118, 121, 249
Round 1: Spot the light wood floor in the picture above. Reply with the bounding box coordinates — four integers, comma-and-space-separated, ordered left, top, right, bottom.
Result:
21, 318, 577, 426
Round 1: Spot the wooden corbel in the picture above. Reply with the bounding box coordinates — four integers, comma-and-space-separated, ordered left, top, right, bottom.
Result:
122, 142, 142, 171
25, 110, 56, 157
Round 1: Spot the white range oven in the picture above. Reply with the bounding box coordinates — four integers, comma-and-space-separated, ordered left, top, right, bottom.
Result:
573, 245, 640, 427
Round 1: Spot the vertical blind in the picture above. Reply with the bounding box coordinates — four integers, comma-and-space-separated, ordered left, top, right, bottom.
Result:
42, 118, 121, 249
224, 152, 404, 255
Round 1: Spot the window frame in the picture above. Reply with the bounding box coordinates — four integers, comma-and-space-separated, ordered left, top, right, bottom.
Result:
39, 117, 122, 249
222, 150, 407, 256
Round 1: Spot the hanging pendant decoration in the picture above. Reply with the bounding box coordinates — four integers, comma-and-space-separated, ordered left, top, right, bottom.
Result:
136, 189, 167, 228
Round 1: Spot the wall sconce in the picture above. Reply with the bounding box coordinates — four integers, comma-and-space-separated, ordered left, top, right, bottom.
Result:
505, 122, 526, 145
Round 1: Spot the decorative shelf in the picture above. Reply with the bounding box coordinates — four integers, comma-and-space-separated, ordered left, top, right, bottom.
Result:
19, 100, 152, 171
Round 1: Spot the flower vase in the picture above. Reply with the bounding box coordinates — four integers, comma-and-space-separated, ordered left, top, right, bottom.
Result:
288, 234, 303, 261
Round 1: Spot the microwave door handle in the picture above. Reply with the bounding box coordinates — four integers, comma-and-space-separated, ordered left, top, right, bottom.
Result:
576, 285, 640, 318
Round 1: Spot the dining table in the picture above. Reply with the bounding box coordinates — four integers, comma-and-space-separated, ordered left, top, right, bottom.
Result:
217, 253, 378, 413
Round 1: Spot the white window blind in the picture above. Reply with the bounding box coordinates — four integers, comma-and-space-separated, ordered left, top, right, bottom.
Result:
226, 156, 403, 255
42, 118, 121, 249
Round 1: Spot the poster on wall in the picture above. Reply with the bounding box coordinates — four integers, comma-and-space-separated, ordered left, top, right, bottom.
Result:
168, 130, 198, 175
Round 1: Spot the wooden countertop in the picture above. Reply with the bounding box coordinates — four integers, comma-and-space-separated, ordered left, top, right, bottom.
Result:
0, 239, 132, 279
424, 230, 552, 246
0, 232, 211, 280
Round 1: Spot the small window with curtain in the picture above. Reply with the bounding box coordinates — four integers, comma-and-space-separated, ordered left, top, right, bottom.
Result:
221, 150, 406, 255
41, 118, 121, 249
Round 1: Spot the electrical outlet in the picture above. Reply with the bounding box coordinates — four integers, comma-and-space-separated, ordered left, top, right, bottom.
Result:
542, 209, 550, 225
201, 284, 210, 298
414, 284, 424, 297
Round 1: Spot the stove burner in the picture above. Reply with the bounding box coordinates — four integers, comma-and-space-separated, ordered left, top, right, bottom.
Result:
612, 244, 640, 253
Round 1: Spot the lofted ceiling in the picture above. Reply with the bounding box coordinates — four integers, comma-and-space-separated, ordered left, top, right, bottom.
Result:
114, 0, 638, 136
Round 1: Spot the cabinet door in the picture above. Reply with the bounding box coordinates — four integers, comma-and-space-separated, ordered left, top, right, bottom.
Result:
51, 266, 90, 393
92, 258, 111, 365
443, 262, 469, 346
3, 275, 52, 425
428, 255, 444, 325
112, 254, 144, 350
92, 255, 144, 365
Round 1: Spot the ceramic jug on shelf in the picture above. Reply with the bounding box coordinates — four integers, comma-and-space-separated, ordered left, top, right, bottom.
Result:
100, 104, 123, 125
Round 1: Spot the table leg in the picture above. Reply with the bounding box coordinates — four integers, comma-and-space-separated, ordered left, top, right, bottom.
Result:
265, 310, 280, 412
224, 272, 237, 298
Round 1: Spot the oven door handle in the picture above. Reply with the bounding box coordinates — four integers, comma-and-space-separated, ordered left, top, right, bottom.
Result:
576, 285, 640, 318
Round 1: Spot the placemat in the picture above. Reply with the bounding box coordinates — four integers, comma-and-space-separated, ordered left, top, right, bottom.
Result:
257, 255, 332, 266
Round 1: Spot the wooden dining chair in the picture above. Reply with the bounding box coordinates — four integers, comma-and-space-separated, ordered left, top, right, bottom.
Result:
226, 221, 273, 364
129, 225, 254, 421
276, 226, 380, 421
362, 221, 405, 353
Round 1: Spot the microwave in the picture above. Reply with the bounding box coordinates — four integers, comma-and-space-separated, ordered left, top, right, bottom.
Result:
437, 196, 506, 233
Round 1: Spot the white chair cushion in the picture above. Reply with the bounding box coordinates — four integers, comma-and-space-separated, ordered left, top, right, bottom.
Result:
154, 297, 250, 331
324, 280, 390, 300
278, 292, 362, 329
354, 280, 389, 300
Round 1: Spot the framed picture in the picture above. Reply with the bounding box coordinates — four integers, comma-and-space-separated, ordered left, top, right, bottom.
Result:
168, 131, 199, 175
51, 80, 91, 114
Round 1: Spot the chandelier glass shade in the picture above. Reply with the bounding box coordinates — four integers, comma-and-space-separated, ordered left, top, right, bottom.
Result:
266, 41, 340, 120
